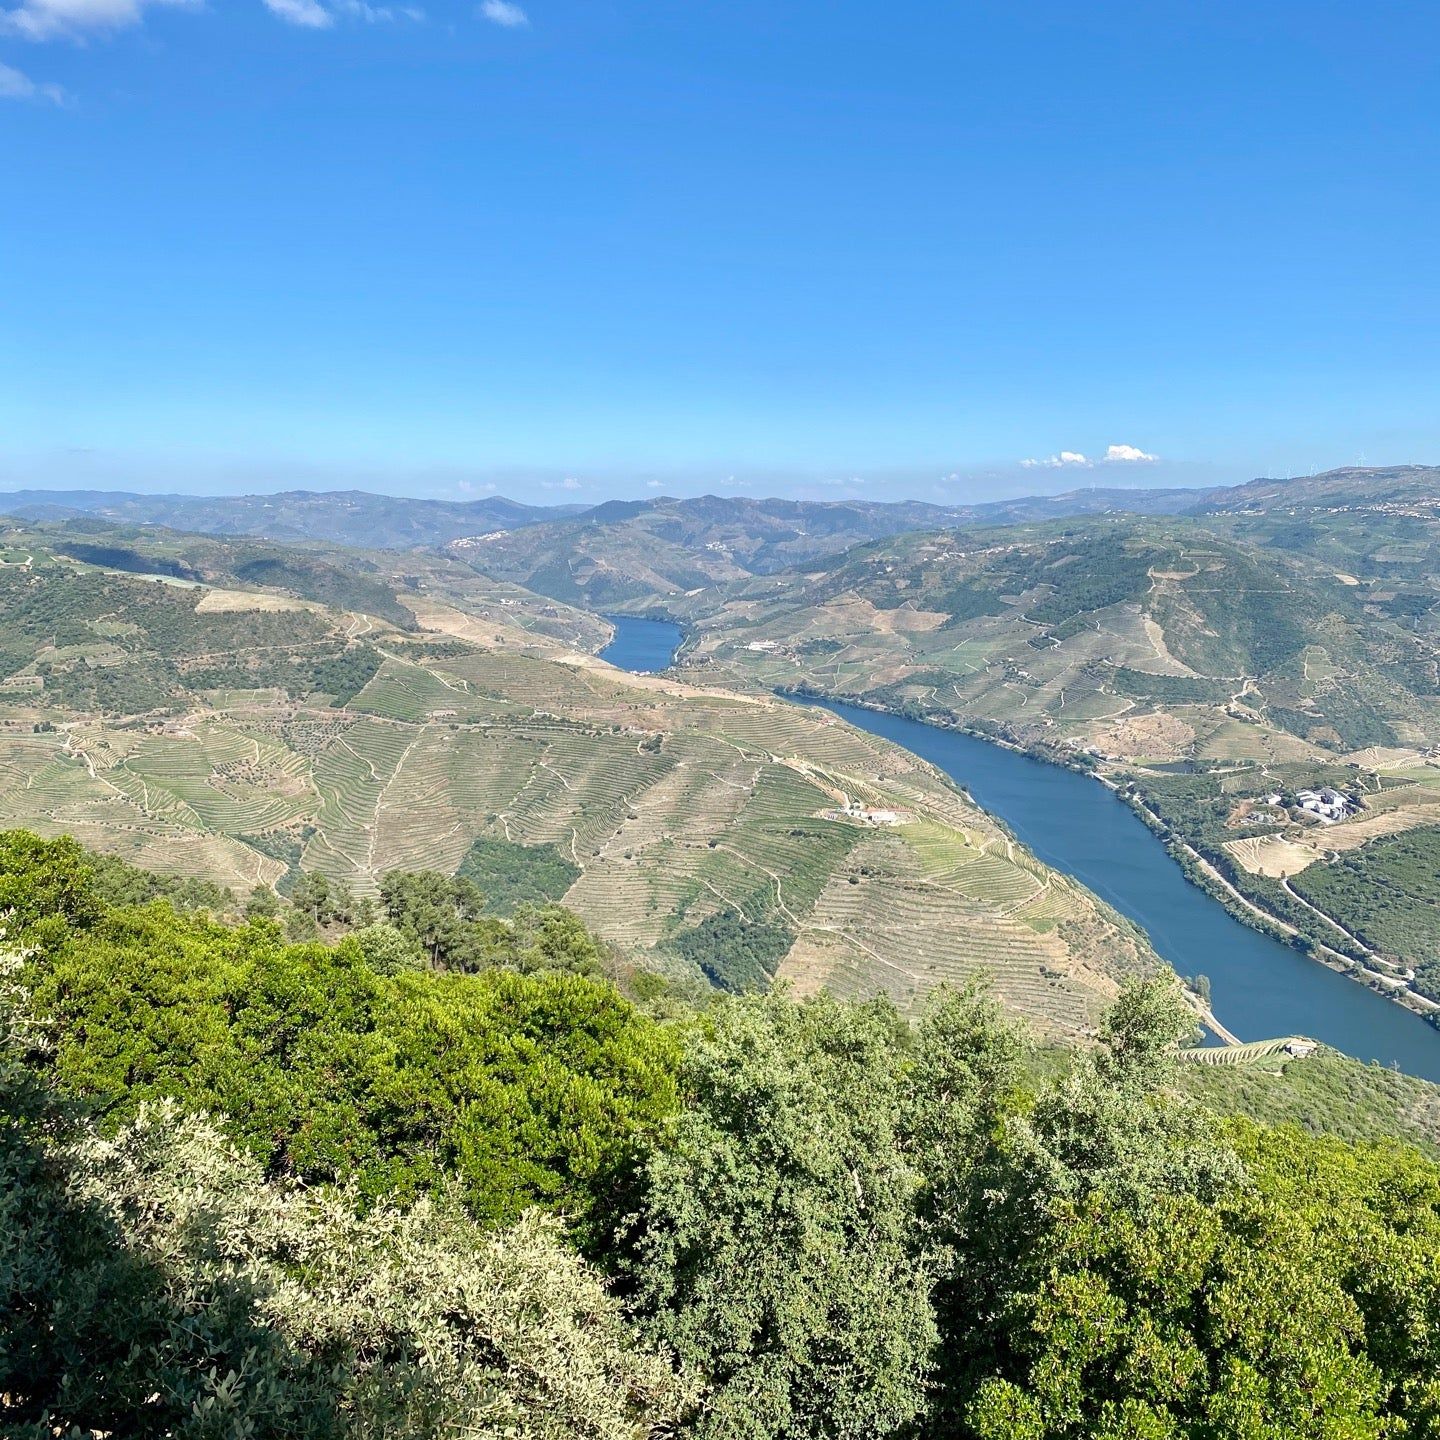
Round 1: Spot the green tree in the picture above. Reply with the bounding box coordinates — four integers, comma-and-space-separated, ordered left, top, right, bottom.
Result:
2, 944, 690, 1440
380, 869, 487, 968
1234, 1121, 1440, 1438
0, 830, 100, 943
25, 899, 681, 1237
628, 990, 934, 1440
290, 870, 334, 923
949, 980, 1394, 1440
245, 883, 281, 920
349, 920, 426, 974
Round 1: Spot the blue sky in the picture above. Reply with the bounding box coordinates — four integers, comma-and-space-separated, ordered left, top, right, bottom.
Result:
4, 0, 1438, 503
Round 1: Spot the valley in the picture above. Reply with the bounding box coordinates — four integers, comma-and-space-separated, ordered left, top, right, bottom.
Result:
0, 537, 1156, 1039
7, 467, 1440, 1060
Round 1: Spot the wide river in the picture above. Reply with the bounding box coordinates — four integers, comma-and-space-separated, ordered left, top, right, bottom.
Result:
601, 616, 1440, 1080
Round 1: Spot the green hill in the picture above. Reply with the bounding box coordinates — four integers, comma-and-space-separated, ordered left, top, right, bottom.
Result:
0, 542, 1156, 1036
662, 510, 1440, 1020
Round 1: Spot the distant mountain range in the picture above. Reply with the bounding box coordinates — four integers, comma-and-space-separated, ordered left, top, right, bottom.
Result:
1193, 464, 1440, 514
2, 465, 1436, 563
0, 488, 584, 548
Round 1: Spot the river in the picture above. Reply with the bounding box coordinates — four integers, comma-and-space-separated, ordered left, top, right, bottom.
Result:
599, 616, 687, 673
600, 616, 1440, 1080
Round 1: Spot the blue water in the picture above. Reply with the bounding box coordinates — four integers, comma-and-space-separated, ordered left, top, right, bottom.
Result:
597, 617, 1440, 1079
598, 616, 684, 673
807, 697, 1440, 1081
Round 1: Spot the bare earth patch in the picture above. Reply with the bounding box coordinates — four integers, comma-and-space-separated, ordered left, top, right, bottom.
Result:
194, 588, 312, 614
1225, 797, 1440, 876
1224, 834, 1319, 877
1140, 615, 1200, 676
1093, 710, 1196, 760
818, 598, 949, 635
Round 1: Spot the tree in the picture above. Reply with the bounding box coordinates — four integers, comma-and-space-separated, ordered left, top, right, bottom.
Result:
290, 870, 333, 923
0, 829, 99, 942
349, 920, 426, 974
3, 939, 691, 1440
627, 991, 934, 1440
246, 883, 281, 920
24, 900, 681, 1235
947, 980, 1393, 1440
380, 869, 487, 969
509, 902, 607, 975
1234, 1121, 1440, 1438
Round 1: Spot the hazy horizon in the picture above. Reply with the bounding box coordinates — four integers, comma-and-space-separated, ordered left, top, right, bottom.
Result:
0, 450, 1406, 509
8, 4, 1439, 507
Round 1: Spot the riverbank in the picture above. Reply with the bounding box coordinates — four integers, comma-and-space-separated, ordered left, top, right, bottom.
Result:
776, 690, 1440, 1079
591, 620, 1440, 1076
777, 683, 1440, 1033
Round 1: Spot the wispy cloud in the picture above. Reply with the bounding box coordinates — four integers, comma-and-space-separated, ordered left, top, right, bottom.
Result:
1020, 444, 1159, 470
0, 57, 64, 100
263, 0, 332, 26
1, 0, 195, 41
332, 0, 424, 21
541, 476, 582, 491
479, 0, 526, 25
1021, 450, 1091, 469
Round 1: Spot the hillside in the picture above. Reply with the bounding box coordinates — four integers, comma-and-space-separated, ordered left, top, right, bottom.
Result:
662, 514, 1440, 1017
449, 495, 980, 606
444, 470, 1440, 612
0, 542, 1156, 1036
0, 487, 581, 548
1193, 463, 1440, 516
450, 490, 1230, 607
1, 483, 1211, 573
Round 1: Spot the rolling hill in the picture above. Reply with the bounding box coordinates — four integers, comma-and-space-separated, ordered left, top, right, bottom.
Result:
657, 510, 1440, 1019
0, 488, 581, 548
0, 537, 1158, 1037
449, 491, 1233, 607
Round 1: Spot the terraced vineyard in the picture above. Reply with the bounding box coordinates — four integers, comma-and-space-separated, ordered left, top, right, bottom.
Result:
0, 548, 1156, 1036
654, 514, 1440, 1020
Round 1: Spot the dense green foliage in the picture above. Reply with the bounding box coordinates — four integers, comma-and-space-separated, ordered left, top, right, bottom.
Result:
628, 991, 935, 1439
672, 907, 796, 991
458, 835, 582, 915
1, 977, 688, 1438
5, 830, 1440, 1439
4, 833, 679, 1236
1291, 825, 1440, 1001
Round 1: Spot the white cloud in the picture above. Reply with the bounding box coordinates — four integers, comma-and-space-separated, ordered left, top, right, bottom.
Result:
542, 476, 582, 491
646, 479, 663, 488
479, 0, 526, 25
1, 0, 194, 40
1103, 443, 1159, 463
0, 58, 64, 100
1021, 451, 1091, 470
1022, 443, 1160, 470
263, 0, 332, 26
